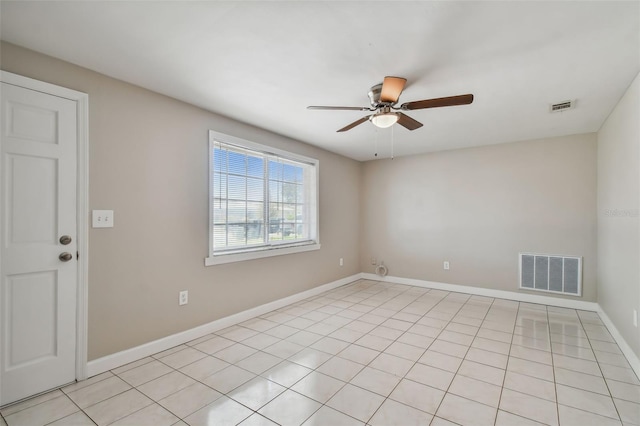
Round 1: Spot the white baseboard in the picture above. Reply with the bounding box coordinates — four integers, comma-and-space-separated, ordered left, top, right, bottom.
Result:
596, 307, 640, 379
363, 273, 640, 378
88, 271, 639, 383
361, 273, 599, 311
86, 273, 361, 377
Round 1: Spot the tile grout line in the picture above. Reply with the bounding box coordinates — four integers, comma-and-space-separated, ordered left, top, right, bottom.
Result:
353, 289, 522, 423
496, 302, 557, 423
264, 283, 370, 426
205, 279, 410, 424
3, 387, 94, 425
103, 290, 640, 425
283, 280, 435, 425
548, 305, 561, 426
362, 287, 449, 424
67, 386, 99, 426
248, 292, 628, 426
7, 279, 638, 426
306, 281, 442, 424
366, 290, 485, 425
493, 299, 519, 426
324, 281, 438, 424
0, 282, 477, 424
576, 310, 624, 423
428, 294, 496, 424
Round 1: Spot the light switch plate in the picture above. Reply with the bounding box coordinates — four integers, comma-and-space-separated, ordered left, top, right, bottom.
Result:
92, 210, 114, 228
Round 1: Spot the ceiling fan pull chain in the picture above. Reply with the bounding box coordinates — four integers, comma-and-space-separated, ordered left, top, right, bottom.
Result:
391, 125, 395, 160
374, 128, 378, 157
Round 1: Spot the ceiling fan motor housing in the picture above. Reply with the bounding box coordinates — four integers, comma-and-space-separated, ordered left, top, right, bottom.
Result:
368, 83, 384, 107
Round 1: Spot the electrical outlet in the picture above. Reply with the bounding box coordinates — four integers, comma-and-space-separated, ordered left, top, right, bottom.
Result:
371, 257, 377, 265
339, 258, 344, 267
444, 261, 450, 270
179, 290, 188, 306
634, 310, 638, 328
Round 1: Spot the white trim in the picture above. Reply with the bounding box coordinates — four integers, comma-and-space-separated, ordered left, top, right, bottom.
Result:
0, 71, 90, 381
86, 273, 360, 376
209, 130, 318, 165
87, 271, 640, 384
75, 90, 90, 381
596, 307, 640, 379
206, 243, 321, 266
1, 71, 87, 102
360, 273, 598, 311
207, 131, 320, 265
363, 273, 640, 377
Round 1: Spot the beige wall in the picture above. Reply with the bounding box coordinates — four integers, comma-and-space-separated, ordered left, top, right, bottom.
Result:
360, 134, 598, 301
597, 72, 640, 357
4, 40, 626, 363
1, 42, 362, 360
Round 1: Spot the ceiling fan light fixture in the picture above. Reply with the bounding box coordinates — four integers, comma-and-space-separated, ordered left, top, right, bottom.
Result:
371, 112, 399, 128
308, 76, 472, 132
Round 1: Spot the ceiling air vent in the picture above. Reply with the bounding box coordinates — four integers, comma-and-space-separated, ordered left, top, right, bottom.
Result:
549, 100, 574, 112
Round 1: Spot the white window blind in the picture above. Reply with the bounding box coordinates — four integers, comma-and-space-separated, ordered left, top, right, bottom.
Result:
208, 131, 319, 264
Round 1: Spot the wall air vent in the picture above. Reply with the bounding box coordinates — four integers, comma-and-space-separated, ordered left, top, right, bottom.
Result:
519, 253, 582, 296
550, 100, 574, 112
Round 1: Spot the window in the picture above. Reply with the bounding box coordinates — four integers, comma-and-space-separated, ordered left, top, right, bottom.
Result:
206, 131, 319, 265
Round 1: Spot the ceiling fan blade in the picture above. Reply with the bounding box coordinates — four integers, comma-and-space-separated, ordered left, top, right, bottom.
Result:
401, 94, 474, 110
337, 116, 370, 132
397, 113, 423, 131
380, 76, 407, 104
307, 105, 371, 111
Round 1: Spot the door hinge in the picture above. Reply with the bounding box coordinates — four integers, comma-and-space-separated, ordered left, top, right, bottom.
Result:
76, 251, 79, 260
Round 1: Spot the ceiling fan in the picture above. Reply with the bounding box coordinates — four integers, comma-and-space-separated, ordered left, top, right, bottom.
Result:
307, 76, 474, 132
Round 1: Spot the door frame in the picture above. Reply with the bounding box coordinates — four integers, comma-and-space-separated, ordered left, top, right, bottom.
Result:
0, 71, 89, 398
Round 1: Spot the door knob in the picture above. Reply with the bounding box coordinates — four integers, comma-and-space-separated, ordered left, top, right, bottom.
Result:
59, 252, 73, 262
59, 235, 72, 245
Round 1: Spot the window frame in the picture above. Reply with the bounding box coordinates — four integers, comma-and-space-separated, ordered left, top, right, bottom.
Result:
205, 131, 320, 266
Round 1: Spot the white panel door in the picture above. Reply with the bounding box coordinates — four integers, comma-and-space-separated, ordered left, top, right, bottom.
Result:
1, 82, 77, 406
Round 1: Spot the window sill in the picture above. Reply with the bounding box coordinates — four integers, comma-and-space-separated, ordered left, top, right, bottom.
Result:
205, 242, 321, 266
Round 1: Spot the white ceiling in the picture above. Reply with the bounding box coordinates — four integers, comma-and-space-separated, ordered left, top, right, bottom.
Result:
1, 1, 638, 161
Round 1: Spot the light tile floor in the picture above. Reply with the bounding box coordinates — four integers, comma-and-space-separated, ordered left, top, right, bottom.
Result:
2, 279, 639, 426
